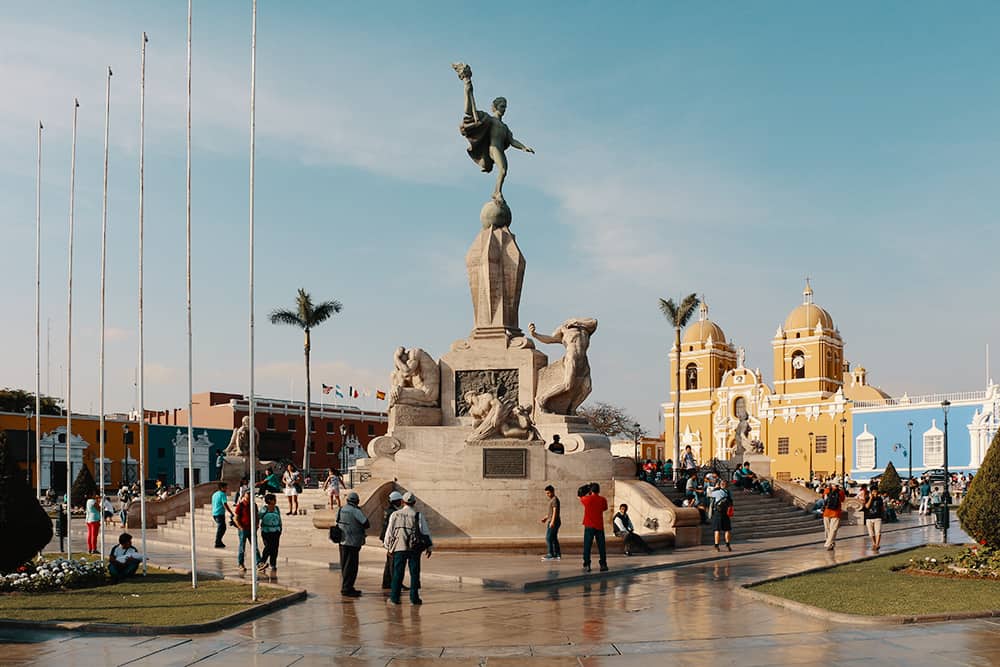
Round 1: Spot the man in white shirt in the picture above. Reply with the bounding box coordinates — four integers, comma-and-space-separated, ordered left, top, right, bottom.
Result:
383, 492, 432, 605
108, 532, 144, 582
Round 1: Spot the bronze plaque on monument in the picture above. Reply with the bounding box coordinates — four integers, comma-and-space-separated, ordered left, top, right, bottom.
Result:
482, 448, 528, 479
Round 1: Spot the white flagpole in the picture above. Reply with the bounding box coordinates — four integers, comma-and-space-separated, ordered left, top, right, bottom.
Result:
138, 32, 149, 574
248, 0, 259, 602
99, 66, 112, 560
66, 98, 79, 559
35, 120, 42, 500
185, 0, 198, 588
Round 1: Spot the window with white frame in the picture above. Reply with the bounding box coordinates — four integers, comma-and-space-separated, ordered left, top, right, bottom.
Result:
923, 421, 944, 467
856, 426, 876, 470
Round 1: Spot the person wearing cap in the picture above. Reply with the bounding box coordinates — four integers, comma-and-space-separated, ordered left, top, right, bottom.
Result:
381, 491, 406, 590
383, 491, 433, 605
336, 491, 371, 597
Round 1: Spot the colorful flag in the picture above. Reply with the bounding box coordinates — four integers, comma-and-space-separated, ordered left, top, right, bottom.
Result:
363, 389, 372, 398
375, 389, 386, 401
352, 387, 360, 399
322, 384, 332, 395
335, 384, 344, 398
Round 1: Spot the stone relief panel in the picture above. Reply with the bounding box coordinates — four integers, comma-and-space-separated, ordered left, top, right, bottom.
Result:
455, 369, 519, 416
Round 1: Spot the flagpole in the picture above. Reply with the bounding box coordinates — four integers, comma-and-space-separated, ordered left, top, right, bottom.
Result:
98, 65, 112, 561
66, 98, 79, 560
35, 120, 43, 501
138, 32, 149, 575
185, 0, 198, 589
248, 0, 259, 602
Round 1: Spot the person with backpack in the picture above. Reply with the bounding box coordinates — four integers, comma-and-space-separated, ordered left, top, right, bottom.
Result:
710, 480, 734, 552
863, 485, 885, 552
383, 492, 432, 605
258, 493, 282, 576
336, 491, 371, 598
822, 480, 846, 550
234, 491, 260, 573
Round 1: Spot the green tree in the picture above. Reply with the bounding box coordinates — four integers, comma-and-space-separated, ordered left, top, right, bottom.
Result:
0, 388, 61, 415
70, 463, 97, 509
0, 433, 53, 573
958, 430, 1000, 548
658, 293, 700, 480
269, 288, 343, 472
879, 460, 902, 500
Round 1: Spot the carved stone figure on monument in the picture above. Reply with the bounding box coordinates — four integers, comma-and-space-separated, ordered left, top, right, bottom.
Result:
224, 416, 259, 458
389, 347, 440, 407
464, 391, 539, 441
529, 318, 598, 415
452, 62, 534, 221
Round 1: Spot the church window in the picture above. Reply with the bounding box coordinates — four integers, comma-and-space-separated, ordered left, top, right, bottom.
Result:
791, 351, 806, 379
776, 471, 791, 481
856, 427, 876, 470
777, 437, 789, 455
923, 422, 944, 467
685, 363, 698, 390
815, 435, 828, 454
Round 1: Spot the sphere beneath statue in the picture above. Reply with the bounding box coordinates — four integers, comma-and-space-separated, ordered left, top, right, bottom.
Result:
480, 199, 512, 229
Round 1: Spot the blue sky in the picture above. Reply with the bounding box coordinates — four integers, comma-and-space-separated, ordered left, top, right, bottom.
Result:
2, 2, 999, 432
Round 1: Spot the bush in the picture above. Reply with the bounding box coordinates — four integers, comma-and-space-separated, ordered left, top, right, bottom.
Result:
70, 464, 97, 509
0, 556, 107, 592
879, 461, 903, 500
0, 433, 54, 573
958, 429, 1000, 548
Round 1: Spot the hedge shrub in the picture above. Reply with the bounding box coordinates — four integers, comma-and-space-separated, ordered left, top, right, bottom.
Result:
958, 429, 1000, 548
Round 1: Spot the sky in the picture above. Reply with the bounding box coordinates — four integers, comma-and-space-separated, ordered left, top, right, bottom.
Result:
2, 1, 999, 433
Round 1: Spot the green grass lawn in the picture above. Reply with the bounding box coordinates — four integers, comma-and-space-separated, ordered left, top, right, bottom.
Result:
753, 545, 1000, 617
0, 569, 287, 626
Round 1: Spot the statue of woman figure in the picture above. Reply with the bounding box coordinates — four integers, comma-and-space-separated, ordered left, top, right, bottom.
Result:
453, 62, 534, 203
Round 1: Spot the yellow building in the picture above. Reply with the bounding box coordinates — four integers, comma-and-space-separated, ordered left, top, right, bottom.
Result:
664, 281, 889, 482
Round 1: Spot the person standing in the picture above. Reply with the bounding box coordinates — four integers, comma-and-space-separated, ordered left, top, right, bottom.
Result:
85, 493, 101, 554
258, 493, 282, 576
918, 477, 932, 515
540, 485, 561, 561
383, 492, 432, 605
710, 480, 734, 552
234, 491, 260, 573
580, 482, 608, 573
612, 503, 653, 556
337, 491, 370, 597
323, 468, 344, 509
864, 485, 885, 552
283, 464, 302, 515
381, 491, 404, 590
212, 482, 234, 549
822, 481, 846, 551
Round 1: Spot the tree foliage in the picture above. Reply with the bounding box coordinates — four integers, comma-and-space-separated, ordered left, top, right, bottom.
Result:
70, 464, 97, 509
0, 433, 53, 573
879, 460, 902, 500
577, 402, 645, 439
958, 430, 1000, 548
0, 388, 61, 415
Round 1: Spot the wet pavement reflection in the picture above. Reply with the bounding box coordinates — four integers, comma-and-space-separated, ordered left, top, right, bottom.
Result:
6, 517, 996, 665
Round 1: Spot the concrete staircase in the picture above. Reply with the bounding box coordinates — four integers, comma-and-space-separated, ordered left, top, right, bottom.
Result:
155, 489, 333, 549
656, 484, 823, 542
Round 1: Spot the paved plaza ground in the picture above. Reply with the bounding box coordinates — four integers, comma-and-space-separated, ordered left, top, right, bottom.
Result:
5, 515, 999, 666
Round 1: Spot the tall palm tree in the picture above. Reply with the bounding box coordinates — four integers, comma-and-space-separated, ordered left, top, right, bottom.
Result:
269, 288, 342, 472
658, 293, 700, 480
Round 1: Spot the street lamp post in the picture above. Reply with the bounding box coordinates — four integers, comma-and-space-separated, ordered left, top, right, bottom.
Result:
839, 417, 847, 485
906, 421, 913, 482
633, 422, 641, 478
941, 400, 951, 543
24, 406, 34, 484
123, 424, 132, 485
808, 432, 814, 486
340, 424, 348, 474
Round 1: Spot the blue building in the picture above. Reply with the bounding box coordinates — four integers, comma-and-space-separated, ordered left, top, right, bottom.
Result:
851, 385, 999, 480
148, 424, 232, 486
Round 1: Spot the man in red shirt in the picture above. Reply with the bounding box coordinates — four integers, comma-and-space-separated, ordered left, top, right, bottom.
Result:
580, 482, 609, 572
822, 481, 846, 550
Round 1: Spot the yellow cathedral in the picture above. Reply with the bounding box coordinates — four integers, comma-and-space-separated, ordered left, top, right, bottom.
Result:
663, 281, 889, 482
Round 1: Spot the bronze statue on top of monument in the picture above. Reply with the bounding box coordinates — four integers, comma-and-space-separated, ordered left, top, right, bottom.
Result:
453, 62, 535, 228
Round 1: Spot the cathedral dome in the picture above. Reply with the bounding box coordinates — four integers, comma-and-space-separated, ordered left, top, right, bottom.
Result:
783, 280, 835, 334
683, 300, 727, 345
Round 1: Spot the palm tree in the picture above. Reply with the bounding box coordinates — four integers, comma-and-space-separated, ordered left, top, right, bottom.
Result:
658, 293, 700, 481
269, 289, 342, 472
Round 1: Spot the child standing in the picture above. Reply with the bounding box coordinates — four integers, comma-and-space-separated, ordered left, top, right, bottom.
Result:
258, 493, 283, 576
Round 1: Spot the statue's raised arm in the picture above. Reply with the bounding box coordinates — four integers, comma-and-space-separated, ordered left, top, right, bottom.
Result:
452, 62, 534, 205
